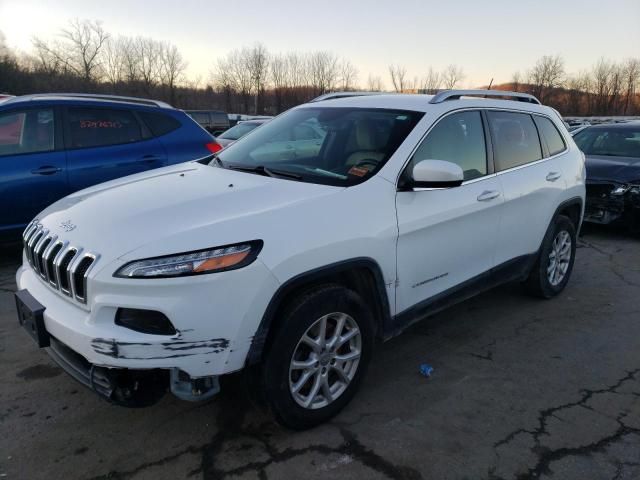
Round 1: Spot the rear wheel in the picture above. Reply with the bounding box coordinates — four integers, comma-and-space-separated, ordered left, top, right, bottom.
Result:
524, 215, 577, 298
261, 284, 374, 430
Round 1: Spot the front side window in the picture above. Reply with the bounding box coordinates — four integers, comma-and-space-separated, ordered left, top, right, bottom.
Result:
408, 110, 487, 181
68, 108, 143, 149
213, 107, 423, 186
0, 108, 54, 156
534, 116, 566, 156
487, 111, 542, 171
573, 127, 640, 158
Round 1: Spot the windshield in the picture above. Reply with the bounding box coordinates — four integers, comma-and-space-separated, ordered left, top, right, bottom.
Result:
210, 107, 423, 186
574, 126, 640, 158
219, 122, 261, 140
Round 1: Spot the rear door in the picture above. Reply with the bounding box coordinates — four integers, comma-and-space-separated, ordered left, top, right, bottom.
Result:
64, 106, 167, 192
395, 110, 503, 313
0, 106, 68, 234
488, 110, 567, 265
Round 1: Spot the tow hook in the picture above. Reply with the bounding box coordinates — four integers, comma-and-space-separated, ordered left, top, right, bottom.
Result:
170, 369, 220, 402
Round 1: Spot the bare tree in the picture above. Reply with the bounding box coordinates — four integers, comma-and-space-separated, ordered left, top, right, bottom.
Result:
511, 71, 522, 92
441, 64, 465, 89
61, 19, 109, 83
622, 58, 640, 115
367, 74, 383, 92
246, 43, 269, 114
31, 37, 66, 76
339, 59, 358, 91
135, 37, 162, 95
420, 66, 441, 93
0, 30, 9, 58
528, 55, 565, 103
33, 19, 110, 83
103, 36, 127, 88
308, 51, 339, 95
388, 64, 407, 92
159, 42, 187, 105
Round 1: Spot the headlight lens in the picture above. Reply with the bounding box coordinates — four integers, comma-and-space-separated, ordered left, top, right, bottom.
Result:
115, 241, 263, 278
611, 185, 629, 195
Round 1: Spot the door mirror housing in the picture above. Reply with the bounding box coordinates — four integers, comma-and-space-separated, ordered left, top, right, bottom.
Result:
405, 159, 464, 189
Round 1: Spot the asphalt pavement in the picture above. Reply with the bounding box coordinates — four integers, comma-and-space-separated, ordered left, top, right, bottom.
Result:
1, 225, 639, 480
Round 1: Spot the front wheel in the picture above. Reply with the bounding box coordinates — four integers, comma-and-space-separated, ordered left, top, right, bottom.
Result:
262, 284, 374, 430
524, 214, 577, 298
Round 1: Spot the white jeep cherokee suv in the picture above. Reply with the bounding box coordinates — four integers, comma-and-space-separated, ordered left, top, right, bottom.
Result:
15, 90, 585, 429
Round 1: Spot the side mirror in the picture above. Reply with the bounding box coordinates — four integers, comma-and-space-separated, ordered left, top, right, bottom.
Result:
407, 159, 464, 189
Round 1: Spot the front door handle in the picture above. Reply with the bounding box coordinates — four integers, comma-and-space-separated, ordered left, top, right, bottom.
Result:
546, 171, 562, 182
31, 166, 62, 175
477, 190, 500, 202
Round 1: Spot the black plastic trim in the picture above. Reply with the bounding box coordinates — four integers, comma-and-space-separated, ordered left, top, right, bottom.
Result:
390, 254, 537, 337
246, 257, 391, 365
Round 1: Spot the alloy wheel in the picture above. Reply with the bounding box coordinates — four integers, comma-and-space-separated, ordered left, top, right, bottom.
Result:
288, 312, 362, 409
547, 230, 572, 286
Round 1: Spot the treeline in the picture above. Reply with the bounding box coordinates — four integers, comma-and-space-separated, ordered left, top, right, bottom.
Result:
1, 20, 638, 116
507, 55, 640, 116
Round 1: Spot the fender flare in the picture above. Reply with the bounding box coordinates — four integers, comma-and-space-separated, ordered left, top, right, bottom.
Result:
245, 257, 392, 365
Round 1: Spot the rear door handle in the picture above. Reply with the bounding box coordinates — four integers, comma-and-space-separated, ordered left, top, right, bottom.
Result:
477, 190, 500, 202
139, 155, 162, 163
31, 166, 62, 175
546, 172, 562, 182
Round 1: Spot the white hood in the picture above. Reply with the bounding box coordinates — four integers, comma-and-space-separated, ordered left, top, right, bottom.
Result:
37, 162, 340, 262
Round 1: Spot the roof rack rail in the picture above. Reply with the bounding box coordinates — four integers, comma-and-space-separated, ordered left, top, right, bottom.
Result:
429, 89, 541, 105
309, 91, 386, 103
24, 93, 173, 108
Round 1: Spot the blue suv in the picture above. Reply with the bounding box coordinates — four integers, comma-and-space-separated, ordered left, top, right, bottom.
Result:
0, 94, 221, 241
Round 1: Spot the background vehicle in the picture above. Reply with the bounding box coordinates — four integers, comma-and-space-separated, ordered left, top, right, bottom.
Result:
16, 90, 585, 430
0, 93, 220, 241
184, 110, 229, 135
216, 119, 270, 148
573, 123, 640, 230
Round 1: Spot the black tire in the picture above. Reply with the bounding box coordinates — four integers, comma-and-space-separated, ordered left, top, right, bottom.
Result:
261, 284, 374, 430
524, 214, 577, 298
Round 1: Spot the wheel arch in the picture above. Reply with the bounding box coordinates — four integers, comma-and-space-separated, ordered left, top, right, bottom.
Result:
553, 196, 584, 233
245, 257, 392, 366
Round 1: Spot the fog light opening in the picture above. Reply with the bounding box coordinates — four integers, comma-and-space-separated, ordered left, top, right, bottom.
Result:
115, 308, 177, 335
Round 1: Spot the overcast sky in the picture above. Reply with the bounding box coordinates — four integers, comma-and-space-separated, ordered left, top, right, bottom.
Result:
1, 0, 639, 88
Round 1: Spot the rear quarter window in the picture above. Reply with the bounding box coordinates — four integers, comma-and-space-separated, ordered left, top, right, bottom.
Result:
487, 111, 542, 171
139, 111, 181, 137
534, 116, 566, 156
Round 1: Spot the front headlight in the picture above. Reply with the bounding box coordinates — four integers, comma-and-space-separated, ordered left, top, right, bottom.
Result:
611, 185, 629, 196
114, 241, 263, 278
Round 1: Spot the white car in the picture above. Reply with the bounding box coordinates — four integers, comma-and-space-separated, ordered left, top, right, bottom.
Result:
16, 90, 585, 429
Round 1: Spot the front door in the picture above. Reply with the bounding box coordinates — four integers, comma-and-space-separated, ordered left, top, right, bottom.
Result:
395, 110, 503, 314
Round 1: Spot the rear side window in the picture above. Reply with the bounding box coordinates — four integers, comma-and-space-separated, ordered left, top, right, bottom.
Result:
139, 111, 181, 137
487, 111, 542, 171
410, 110, 487, 181
68, 108, 142, 149
534, 116, 566, 156
0, 108, 54, 156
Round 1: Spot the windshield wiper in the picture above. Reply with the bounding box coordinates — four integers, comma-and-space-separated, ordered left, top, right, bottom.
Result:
226, 164, 302, 180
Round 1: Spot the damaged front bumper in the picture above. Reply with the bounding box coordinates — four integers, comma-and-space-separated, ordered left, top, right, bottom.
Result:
15, 253, 279, 406
584, 181, 640, 229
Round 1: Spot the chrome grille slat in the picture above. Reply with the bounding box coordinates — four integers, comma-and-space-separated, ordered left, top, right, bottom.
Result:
33, 232, 51, 277
40, 235, 59, 282
24, 225, 99, 305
